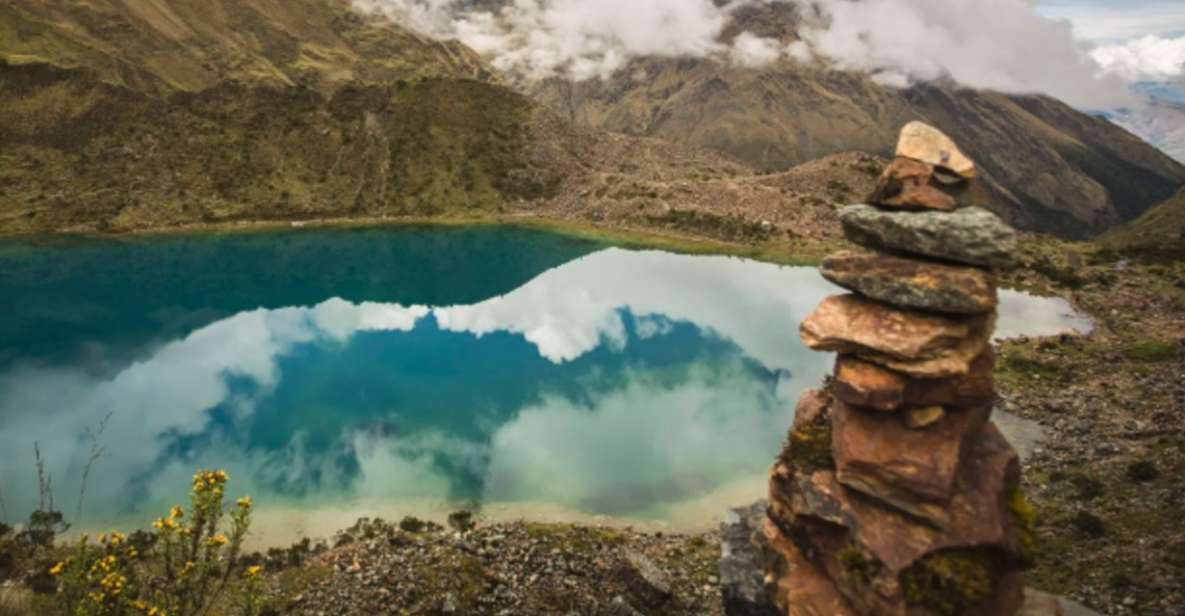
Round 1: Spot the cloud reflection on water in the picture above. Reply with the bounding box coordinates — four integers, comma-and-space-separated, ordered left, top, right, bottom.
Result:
0, 247, 1091, 539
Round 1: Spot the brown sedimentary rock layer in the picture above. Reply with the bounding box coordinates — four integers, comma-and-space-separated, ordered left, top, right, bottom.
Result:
832, 353, 996, 412
831, 401, 991, 524
801, 295, 994, 378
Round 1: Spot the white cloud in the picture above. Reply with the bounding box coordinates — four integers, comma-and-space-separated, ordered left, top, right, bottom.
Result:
1091, 34, 1185, 81
354, 0, 1142, 108
789, 0, 1135, 109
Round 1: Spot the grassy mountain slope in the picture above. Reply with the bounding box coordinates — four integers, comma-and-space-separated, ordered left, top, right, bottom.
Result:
529, 6, 1185, 240
1101, 188, 1185, 259
0, 0, 569, 234
0, 0, 490, 95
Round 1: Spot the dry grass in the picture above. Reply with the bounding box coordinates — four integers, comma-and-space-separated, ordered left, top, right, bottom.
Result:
0, 586, 31, 616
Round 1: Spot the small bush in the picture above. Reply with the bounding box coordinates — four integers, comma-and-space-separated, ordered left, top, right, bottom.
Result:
1127, 461, 1161, 483
1070, 511, 1107, 538
447, 510, 476, 534
399, 516, 427, 533
1070, 475, 1104, 500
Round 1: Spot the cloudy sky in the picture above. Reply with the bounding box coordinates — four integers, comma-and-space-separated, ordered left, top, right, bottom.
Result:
355, 0, 1185, 110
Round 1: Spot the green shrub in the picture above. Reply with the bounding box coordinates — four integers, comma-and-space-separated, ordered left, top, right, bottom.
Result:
1124, 339, 1177, 362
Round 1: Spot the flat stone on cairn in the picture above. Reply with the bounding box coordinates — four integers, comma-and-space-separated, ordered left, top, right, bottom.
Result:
762, 122, 1050, 616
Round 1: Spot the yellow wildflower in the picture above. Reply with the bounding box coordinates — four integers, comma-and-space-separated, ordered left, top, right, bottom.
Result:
169, 505, 184, 519
237, 496, 253, 509
208, 534, 228, 547
245, 564, 263, 577
48, 561, 65, 576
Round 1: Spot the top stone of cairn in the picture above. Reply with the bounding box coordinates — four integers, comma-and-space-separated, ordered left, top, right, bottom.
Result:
896, 121, 976, 180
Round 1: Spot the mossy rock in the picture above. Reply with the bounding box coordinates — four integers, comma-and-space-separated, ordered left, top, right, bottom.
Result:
787, 414, 834, 473
1008, 488, 1038, 566
901, 549, 998, 616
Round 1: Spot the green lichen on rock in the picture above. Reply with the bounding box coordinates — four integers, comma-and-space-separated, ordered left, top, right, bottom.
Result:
838, 543, 880, 589
901, 549, 996, 616
1008, 487, 1038, 565
787, 414, 834, 473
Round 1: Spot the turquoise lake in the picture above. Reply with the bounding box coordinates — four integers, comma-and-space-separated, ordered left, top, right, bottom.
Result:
0, 226, 1091, 544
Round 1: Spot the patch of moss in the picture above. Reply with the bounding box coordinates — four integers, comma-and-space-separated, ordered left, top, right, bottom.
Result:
1123, 339, 1177, 363
1070, 475, 1105, 501
788, 415, 834, 473
997, 349, 1071, 384
1008, 488, 1038, 565
839, 544, 880, 589
901, 549, 996, 616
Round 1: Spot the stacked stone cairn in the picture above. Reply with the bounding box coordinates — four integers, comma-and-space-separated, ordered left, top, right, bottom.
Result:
762, 122, 1043, 616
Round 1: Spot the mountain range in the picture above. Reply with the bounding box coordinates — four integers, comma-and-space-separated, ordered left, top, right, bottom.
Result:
1, 0, 1184, 244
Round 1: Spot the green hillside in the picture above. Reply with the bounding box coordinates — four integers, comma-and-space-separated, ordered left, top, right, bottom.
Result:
0, 0, 564, 235
1101, 188, 1185, 259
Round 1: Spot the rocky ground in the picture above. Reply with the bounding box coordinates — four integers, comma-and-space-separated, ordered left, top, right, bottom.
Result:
257, 517, 725, 616
996, 244, 1185, 616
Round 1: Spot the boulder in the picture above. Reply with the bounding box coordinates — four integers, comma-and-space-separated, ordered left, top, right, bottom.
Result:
620, 550, 673, 609
896, 121, 976, 180
801, 294, 980, 361
719, 501, 780, 616
831, 401, 991, 524
868, 157, 958, 212
832, 354, 996, 412
821, 251, 998, 315
840, 205, 1017, 269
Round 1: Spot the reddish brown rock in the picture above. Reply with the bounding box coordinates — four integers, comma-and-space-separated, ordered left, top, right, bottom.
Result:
763, 519, 860, 616
903, 405, 946, 429
857, 313, 995, 379
821, 251, 998, 315
833, 353, 996, 412
833, 355, 910, 412
868, 157, 958, 212
792, 424, 1024, 574
831, 401, 991, 524
800, 294, 981, 362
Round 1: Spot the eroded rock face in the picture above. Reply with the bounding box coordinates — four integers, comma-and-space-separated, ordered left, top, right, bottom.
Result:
840, 205, 1017, 269
832, 354, 996, 412
821, 251, 998, 315
831, 401, 991, 524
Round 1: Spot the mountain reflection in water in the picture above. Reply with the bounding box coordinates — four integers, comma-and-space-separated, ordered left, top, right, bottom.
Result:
0, 227, 1092, 540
